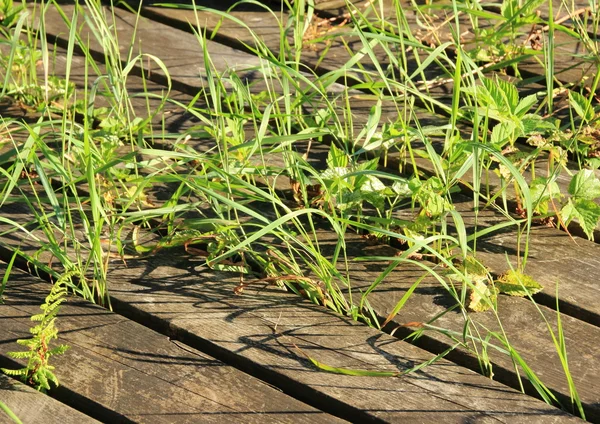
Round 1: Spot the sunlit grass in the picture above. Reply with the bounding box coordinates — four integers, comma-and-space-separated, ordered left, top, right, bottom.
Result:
0, 0, 596, 418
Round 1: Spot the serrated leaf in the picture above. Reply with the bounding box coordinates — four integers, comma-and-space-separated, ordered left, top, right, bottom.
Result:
529, 177, 561, 214
468, 278, 498, 312
6, 351, 30, 359
361, 175, 386, 193
408, 177, 422, 193
501, 0, 518, 19
1, 368, 27, 376
361, 190, 385, 210
569, 90, 594, 122
496, 78, 519, 113
321, 166, 349, 180
562, 198, 600, 240
522, 114, 556, 134
568, 169, 600, 200
326, 143, 348, 169
482, 77, 508, 112
586, 157, 600, 170
520, 0, 547, 17
490, 121, 517, 147
496, 270, 543, 297
391, 180, 411, 197
514, 94, 538, 118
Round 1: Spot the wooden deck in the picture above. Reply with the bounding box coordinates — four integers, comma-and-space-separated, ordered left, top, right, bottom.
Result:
1, 0, 599, 422
0, 373, 99, 424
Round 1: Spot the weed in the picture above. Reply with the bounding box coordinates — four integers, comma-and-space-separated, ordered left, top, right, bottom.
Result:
1, 273, 71, 393
0, 0, 595, 417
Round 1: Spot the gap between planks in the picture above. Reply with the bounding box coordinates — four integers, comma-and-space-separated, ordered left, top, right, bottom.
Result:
0, 263, 346, 424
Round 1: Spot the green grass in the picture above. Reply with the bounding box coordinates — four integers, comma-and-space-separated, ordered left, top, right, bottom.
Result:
0, 0, 598, 418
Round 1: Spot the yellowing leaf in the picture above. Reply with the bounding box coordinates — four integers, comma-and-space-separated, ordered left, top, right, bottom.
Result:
468, 278, 498, 312
496, 270, 543, 297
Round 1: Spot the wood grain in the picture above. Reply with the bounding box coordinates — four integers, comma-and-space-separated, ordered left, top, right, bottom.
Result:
0, 373, 99, 424
0, 265, 344, 423
315, 229, 600, 421
95, 250, 580, 423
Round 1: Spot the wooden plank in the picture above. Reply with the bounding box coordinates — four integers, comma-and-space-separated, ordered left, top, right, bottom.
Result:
131, 0, 595, 93
123, 0, 462, 100
0, 265, 345, 423
0, 7, 596, 424
513, 30, 598, 90
42, 4, 267, 94
0, 373, 99, 424
91, 250, 581, 423
107, 0, 598, 132
9, 3, 600, 420
4, 61, 599, 396
46, 44, 211, 140
0, 190, 593, 422
451, 196, 600, 326
44, 4, 380, 143
365, 133, 600, 321
323, 229, 600, 421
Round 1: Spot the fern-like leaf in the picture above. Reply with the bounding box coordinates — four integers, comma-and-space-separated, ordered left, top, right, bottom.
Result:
1, 276, 71, 393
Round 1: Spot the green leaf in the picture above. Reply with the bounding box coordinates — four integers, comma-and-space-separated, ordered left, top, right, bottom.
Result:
519, 0, 548, 18
521, 114, 556, 134
391, 180, 411, 197
569, 91, 594, 122
321, 166, 349, 181
501, 0, 519, 19
326, 143, 348, 169
355, 157, 379, 172
496, 270, 543, 297
363, 98, 382, 147
529, 177, 561, 214
361, 190, 385, 210
411, 177, 453, 218
463, 255, 489, 277
561, 198, 600, 240
490, 121, 517, 147
361, 175, 386, 193
568, 169, 600, 200
496, 78, 519, 113
514, 94, 538, 118
586, 157, 600, 170
481, 77, 507, 112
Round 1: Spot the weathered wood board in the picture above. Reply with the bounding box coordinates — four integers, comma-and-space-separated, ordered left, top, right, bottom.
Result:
43, 2, 591, 195
95, 251, 581, 423
42, 4, 267, 94
131, 0, 598, 93
450, 195, 600, 325
124, 1, 471, 99
0, 264, 345, 423
311, 228, 600, 421
1, 102, 599, 422
0, 373, 99, 424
